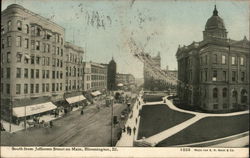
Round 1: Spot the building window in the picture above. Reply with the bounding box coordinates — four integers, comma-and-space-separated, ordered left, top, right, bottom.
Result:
24, 84, 28, 94
7, 68, 10, 78
46, 83, 49, 92
205, 55, 208, 65
24, 39, 29, 49
36, 56, 40, 65
16, 68, 21, 78
213, 88, 218, 98
223, 103, 227, 109
241, 72, 245, 82
212, 70, 217, 81
52, 83, 55, 92
46, 70, 50, 78
42, 83, 45, 92
7, 36, 11, 46
240, 57, 244, 66
25, 24, 29, 34
6, 84, 10, 94
16, 36, 21, 47
213, 54, 217, 64
24, 68, 28, 78
232, 71, 236, 82
36, 69, 39, 78
31, 40, 35, 50
1, 39, 4, 49
57, 47, 60, 55
43, 43, 46, 52
222, 55, 226, 64
232, 56, 236, 65
56, 83, 59, 91
16, 84, 21, 94
7, 21, 12, 31
1, 26, 4, 35
31, 26, 35, 35
1, 83, 3, 93
223, 88, 227, 98
31, 56, 35, 64
17, 20, 22, 31
16, 53, 22, 62
213, 104, 218, 109
7, 52, 11, 63
52, 71, 55, 79
223, 71, 226, 81
35, 41, 40, 50
60, 83, 62, 90
61, 49, 63, 56
42, 70, 45, 78
36, 28, 41, 36
1, 68, 4, 78
31, 69, 34, 78
205, 69, 207, 81
241, 89, 247, 104
35, 84, 39, 93
30, 84, 34, 93
47, 44, 50, 52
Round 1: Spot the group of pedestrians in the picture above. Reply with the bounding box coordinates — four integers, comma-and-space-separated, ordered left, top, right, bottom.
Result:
123, 126, 137, 136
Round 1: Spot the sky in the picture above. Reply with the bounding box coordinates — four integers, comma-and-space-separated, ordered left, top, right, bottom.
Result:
2, 0, 249, 78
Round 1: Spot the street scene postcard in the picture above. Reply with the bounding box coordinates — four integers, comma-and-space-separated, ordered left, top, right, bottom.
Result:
0, 0, 249, 157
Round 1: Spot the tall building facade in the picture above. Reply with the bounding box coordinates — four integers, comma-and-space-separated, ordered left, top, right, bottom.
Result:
107, 58, 116, 90
1, 4, 88, 121
176, 6, 249, 112
1, 4, 65, 108
64, 42, 84, 95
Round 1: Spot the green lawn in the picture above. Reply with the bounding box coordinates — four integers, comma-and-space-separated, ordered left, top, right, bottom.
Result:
137, 104, 194, 139
143, 95, 165, 102
156, 114, 249, 147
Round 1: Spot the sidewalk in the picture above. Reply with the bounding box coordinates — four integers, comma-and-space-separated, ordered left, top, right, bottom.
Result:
116, 94, 143, 147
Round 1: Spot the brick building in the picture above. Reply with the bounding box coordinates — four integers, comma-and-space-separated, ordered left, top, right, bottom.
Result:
176, 6, 249, 112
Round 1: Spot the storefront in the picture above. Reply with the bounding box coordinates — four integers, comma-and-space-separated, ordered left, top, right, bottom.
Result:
65, 95, 87, 111
12, 102, 57, 124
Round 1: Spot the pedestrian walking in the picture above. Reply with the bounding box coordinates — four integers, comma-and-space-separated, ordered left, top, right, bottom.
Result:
81, 109, 84, 115
133, 127, 136, 134
126, 126, 129, 134
128, 127, 132, 135
49, 121, 53, 128
135, 118, 138, 124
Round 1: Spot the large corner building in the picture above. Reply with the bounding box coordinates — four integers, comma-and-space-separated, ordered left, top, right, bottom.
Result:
176, 6, 249, 112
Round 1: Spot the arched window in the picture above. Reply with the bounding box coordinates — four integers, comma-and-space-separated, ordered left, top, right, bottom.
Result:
17, 20, 22, 31
241, 89, 247, 104
223, 88, 227, 98
25, 24, 29, 34
213, 54, 217, 64
213, 88, 218, 98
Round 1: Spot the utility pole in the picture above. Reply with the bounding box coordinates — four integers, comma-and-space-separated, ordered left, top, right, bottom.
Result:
111, 92, 113, 147
9, 96, 12, 132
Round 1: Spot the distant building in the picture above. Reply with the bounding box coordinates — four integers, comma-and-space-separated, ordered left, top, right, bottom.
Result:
83, 62, 107, 93
116, 73, 135, 86
107, 57, 117, 90
176, 6, 249, 112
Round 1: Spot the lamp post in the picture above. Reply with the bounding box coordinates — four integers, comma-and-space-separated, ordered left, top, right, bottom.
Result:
110, 94, 114, 147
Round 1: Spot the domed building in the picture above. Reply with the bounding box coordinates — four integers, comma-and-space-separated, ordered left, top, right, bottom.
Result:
176, 6, 249, 112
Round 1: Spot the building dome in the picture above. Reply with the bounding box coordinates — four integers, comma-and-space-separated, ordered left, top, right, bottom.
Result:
203, 5, 227, 40
205, 6, 225, 30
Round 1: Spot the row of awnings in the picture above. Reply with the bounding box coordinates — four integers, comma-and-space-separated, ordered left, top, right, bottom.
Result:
12, 92, 102, 118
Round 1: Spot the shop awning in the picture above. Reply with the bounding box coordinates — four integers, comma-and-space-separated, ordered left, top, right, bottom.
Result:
66, 95, 86, 104
91, 91, 101, 96
12, 102, 57, 118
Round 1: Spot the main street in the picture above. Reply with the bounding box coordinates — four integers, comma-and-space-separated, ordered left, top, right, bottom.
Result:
1, 98, 128, 147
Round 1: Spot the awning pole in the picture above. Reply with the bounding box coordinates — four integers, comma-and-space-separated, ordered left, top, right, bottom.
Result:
24, 105, 27, 130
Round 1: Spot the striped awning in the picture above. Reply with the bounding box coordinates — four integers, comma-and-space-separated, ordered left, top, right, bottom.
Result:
12, 102, 57, 117
66, 95, 86, 104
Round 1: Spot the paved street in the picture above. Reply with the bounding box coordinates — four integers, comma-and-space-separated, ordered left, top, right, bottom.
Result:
1, 98, 127, 147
